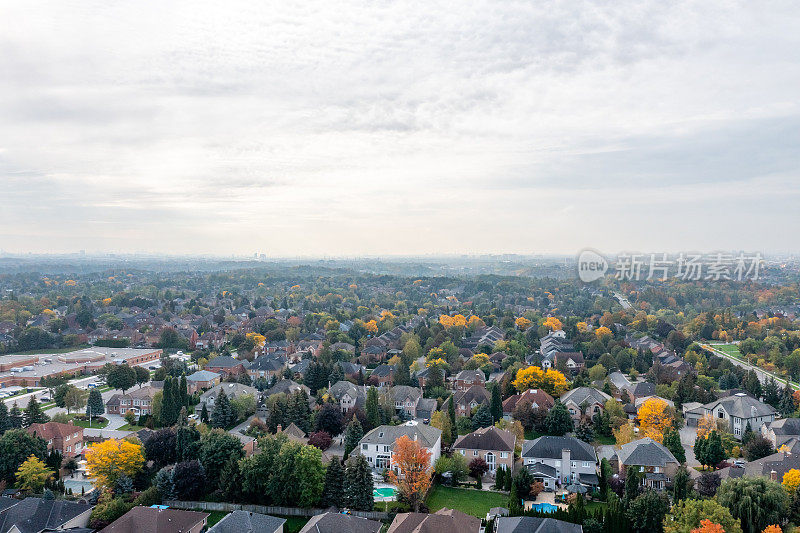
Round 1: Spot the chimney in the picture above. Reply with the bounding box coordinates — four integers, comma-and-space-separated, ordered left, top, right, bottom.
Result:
277, 424, 282, 433
770, 470, 777, 481
562, 448, 571, 482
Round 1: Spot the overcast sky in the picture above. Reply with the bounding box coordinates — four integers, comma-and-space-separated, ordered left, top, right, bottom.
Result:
1, 1, 799, 257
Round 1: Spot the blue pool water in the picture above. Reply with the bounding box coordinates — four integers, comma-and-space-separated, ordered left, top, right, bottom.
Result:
531, 502, 558, 513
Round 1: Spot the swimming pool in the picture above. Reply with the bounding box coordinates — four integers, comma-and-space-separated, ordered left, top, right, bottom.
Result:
531, 502, 558, 513
373, 487, 397, 499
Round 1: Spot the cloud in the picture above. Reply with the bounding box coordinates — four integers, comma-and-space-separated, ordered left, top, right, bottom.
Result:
0, 0, 799, 255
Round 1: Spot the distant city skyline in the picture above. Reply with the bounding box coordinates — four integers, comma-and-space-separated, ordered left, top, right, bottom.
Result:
2, 1, 799, 255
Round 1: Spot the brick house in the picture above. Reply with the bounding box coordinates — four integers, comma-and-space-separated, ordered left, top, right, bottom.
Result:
205, 356, 246, 377
27, 421, 85, 458
106, 385, 160, 416
448, 385, 491, 417
185, 370, 221, 393
454, 369, 486, 391
453, 426, 516, 475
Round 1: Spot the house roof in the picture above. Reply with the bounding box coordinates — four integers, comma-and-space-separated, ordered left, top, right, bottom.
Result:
387, 508, 480, 533
496, 517, 583, 533
453, 426, 516, 452
455, 369, 485, 382
502, 389, 554, 413
266, 379, 309, 397
389, 386, 422, 403
246, 356, 284, 372
100, 506, 209, 533
299, 512, 382, 533
527, 462, 558, 478
370, 364, 394, 377
717, 450, 800, 480
360, 421, 441, 449
560, 387, 611, 406
186, 370, 221, 382
206, 356, 243, 368
452, 385, 491, 407
766, 418, 800, 436
200, 383, 259, 401
281, 422, 307, 440
207, 510, 285, 533
0, 497, 92, 533
706, 393, 778, 419
26, 421, 82, 441
614, 437, 678, 468
521, 436, 596, 462
328, 381, 366, 401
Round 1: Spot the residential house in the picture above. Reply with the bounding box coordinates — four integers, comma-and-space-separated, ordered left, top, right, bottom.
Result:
26, 422, 84, 458
552, 352, 585, 374
338, 361, 365, 379
387, 386, 437, 420
448, 385, 491, 417
0, 497, 92, 533
208, 511, 285, 533
611, 437, 679, 491
463, 326, 505, 351
195, 382, 259, 415
522, 436, 597, 491
368, 364, 394, 387
387, 509, 480, 533
453, 426, 516, 474
106, 385, 160, 416
762, 418, 800, 448
298, 512, 381, 533
502, 389, 554, 420
496, 517, 583, 533
358, 421, 442, 471
265, 379, 310, 397
454, 369, 486, 390
205, 355, 246, 377
328, 380, 367, 413
716, 449, 800, 482
683, 392, 778, 438
100, 506, 208, 533
185, 370, 221, 393
246, 356, 285, 380
560, 387, 612, 421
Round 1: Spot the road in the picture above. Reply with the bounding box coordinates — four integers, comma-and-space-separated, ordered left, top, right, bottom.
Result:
702, 344, 799, 390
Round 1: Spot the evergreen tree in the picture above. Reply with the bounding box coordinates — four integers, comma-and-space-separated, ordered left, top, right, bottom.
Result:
161, 377, 175, 426
175, 425, 201, 461
394, 362, 410, 386
509, 483, 522, 515
0, 401, 9, 434
8, 403, 23, 429
544, 401, 573, 436
780, 381, 795, 416
741, 422, 755, 446
210, 389, 232, 428
218, 456, 241, 502
86, 388, 105, 418
624, 466, 640, 504
344, 455, 374, 511
448, 393, 456, 429
663, 428, 686, 463
179, 374, 188, 407
763, 377, 780, 407
599, 458, 612, 501
343, 416, 364, 458
322, 457, 345, 507
575, 421, 594, 443
328, 364, 344, 385
472, 404, 493, 430
365, 387, 381, 429
200, 402, 209, 424
495, 465, 506, 490
490, 384, 503, 422
23, 397, 48, 427
288, 390, 312, 433
672, 465, 691, 502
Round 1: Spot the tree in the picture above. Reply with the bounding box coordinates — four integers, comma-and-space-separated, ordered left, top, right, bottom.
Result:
15, 455, 53, 493
322, 457, 345, 508
86, 388, 105, 418
599, 458, 612, 501
23, 397, 49, 427
144, 428, 177, 467
172, 460, 206, 500
308, 431, 332, 451
743, 435, 775, 462
491, 384, 503, 422
85, 438, 145, 489
430, 410, 453, 445
200, 403, 209, 424
638, 398, 673, 443
783, 469, 800, 494
672, 465, 693, 503
344, 454, 374, 511
544, 401, 573, 436
135, 366, 150, 388
624, 466, 641, 504
0, 429, 47, 483
315, 403, 344, 436
663, 428, 686, 464
0, 402, 9, 435
469, 457, 489, 481
696, 472, 721, 498
295, 445, 326, 508
695, 431, 725, 469
175, 425, 201, 461
716, 477, 790, 533
218, 456, 241, 502
472, 404, 493, 430
210, 389, 233, 429
388, 434, 432, 512
365, 387, 381, 429
343, 416, 363, 457
8, 403, 23, 429
63, 386, 87, 414
691, 520, 726, 533
575, 421, 594, 443
663, 498, 743, 533
199, 429, 244, 492
627, 490, 669, 533
448, 392, 457, 428
106, 364, 137, 394
512, 366, 569, 396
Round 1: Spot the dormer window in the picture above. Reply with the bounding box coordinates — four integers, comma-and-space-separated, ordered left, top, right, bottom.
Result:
379, 432, 384, 438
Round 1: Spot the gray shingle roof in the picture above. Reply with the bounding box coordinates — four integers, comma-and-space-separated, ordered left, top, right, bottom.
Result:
453, 426, 516, 452
707, 393, 778, 419
299, 512, 382, 533
560, 387, 611, 406
496, 517, 584, 533
360, 422, 441, 449
521, 436, 596, 462
0, 498, 92, 533
614, 437, 678, 468
207, 510, 285, 533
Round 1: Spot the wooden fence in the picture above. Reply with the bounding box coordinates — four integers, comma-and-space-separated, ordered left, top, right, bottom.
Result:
163, 500, 389, 521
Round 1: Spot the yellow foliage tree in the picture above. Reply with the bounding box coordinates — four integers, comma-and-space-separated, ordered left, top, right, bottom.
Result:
364, 320, 378, 334
697, 414, 720, 439
595, 326, 613, 338
15, 455, 53, 493
85, 438, 145, 489
576, 322, 588, 333
783, 469, 800, 494
512, 366, 569, 396
614, 422, 636, 447
388, 435, 432, 512
515, 317, 532, 330
542, 317, 562, 331
638, 398, 673, 443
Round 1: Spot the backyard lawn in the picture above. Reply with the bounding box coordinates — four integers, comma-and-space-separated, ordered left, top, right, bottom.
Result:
426, 485, 508, 517
282, 516, 310, 533
69, 416, 109, 429
117, 423, 144, 431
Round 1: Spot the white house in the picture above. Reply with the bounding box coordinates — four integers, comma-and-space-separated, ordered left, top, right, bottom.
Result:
357, 421, 441, 471
684, 392, 778, 438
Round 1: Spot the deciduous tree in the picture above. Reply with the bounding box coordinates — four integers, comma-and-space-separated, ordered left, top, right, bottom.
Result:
388, 435, 432, 512
85, 439, 145, 490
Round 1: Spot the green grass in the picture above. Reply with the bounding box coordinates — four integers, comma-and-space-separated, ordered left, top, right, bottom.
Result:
426, 485, 509, 517
282, 516, 310, 533
71, 418, 109, 429
585, 501, 608, 512
524, 429, 544, 440
117, 423, 144, 431
710, 343, 744, 360
593, 435, 616, 445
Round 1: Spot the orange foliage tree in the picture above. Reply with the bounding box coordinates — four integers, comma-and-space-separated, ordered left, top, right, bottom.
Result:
762, 526, 781, 533
691, 520, 725, 533
387, 435, 432, 512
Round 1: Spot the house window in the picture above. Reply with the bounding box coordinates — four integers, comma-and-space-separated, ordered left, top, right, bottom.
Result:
583, 462, 590, 467
384, 446, 390, 453
362, 444, 368, 450
460, 450, 465, 455
473, 450, 478, 456
555, 461, 561, 467
501, 452, 508, 459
